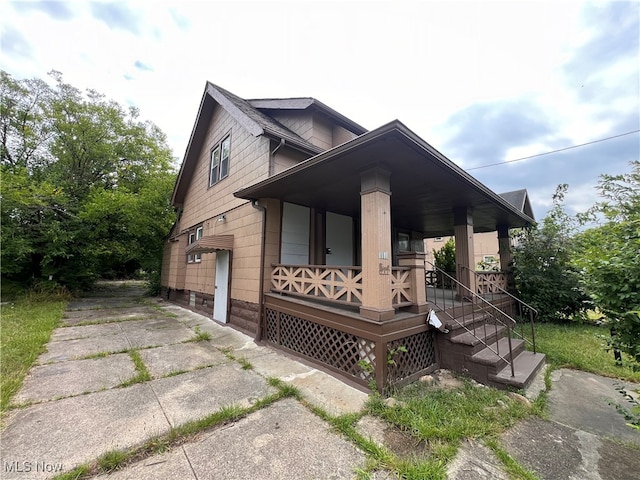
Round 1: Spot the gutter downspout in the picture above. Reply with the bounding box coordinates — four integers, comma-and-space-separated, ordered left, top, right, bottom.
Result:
269, 138, 285, 177
251, 199, 267, 343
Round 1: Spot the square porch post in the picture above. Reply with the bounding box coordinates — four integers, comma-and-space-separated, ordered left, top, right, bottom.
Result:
497, 225, 512, 271
359, 168, 395, 321
397, 252, 429, 313
453, 207, 477, 299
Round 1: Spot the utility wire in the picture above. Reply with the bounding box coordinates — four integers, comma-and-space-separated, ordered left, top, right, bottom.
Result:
466, 129, 640, 171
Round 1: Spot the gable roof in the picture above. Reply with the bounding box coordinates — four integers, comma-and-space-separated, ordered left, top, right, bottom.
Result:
248, 98, 368, 135
235, 120, 535, 236
499, 189, 535, 220
171, 82, 324, 206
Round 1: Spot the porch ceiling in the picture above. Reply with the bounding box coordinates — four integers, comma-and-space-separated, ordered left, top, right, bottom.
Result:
235, 121, 534, 237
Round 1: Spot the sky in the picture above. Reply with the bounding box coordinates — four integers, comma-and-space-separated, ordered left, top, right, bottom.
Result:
2, 0, 639, 220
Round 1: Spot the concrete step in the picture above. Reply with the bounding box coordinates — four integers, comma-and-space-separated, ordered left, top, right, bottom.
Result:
444, 311, 493, 332
448, 324, 506, 355
489, 351, 546, 390
471, 337, 525, 369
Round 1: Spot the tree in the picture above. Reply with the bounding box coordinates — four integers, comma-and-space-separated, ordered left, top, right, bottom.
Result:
433, 238, 456, 272
574, 162, 640, 363
1, 70, 176, 291
511, 184, 589, 322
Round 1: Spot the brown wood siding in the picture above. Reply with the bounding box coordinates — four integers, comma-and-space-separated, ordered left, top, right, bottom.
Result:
272, 147, 309, 175
161, 235, 187, 290
270, 111, 314, 144
332, 124, 358, 146
308, 114, 333, 151
179, 105, 270, 230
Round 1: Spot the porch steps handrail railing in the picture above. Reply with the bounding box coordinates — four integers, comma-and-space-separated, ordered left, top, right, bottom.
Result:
426, 261, 517, 377
460, 265, 538, 354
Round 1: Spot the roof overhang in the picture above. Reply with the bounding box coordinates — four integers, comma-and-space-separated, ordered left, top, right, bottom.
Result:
248, 98, 368, 135
185, 235, 234, 254
235, 121, 534, 237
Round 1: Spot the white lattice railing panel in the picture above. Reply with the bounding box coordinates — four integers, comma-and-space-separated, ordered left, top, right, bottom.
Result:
271, 265, 363, 304
476, 271, 509, 294
391, 267, 413, 306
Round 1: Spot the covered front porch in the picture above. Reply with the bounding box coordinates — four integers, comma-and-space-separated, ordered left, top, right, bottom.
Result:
235, 120, 538, 391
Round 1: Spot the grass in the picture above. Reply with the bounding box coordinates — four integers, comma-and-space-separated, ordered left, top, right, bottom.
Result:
485, 437, 539, 480
118, 350, 151, 387
533, 322, 640, 383
184, 326, 211, 342
0, 292, 69, 412
358, 380, 534, 479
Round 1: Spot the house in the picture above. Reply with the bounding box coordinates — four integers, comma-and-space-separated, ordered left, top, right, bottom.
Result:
161, 82, 545, 392
424, 189, 535, 270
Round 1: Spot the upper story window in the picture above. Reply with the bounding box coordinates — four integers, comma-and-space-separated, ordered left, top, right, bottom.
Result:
188, 226, 204, 263
210, 135, 230, 186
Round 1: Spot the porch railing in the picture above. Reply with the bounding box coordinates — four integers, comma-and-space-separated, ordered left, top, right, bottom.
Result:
475, 271, 509, 294
271, 264, 363, 305
460, 265, 537, 353
391, 267, 413, 307
271, 264, 417, 308
426, 261, 518, 377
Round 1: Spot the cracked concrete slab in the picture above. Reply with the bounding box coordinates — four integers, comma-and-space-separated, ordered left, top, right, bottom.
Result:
37, 334, 132, 363
447, 439, 509, 480
139, 342, 228, 378
183, 399, 366, 479
89, 448, 196, 480
118, 317, 185, 331
288, 369, 369, 416
549, 369, 640, 444
0, 384, 169, 480
14, 354, 135, 403
150, 365, 277, 427
51, 322, 123, 341
123, 326, 195, 349
61, 308, 163, 326
502, 416, 640, 480
66, 297, 141, 311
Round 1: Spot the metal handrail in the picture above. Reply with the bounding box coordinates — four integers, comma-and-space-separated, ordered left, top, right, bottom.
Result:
460, 265, 537, 353
426, 261, 516, 377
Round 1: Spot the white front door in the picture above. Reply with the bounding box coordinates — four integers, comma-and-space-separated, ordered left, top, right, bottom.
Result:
213, 250, 230, 323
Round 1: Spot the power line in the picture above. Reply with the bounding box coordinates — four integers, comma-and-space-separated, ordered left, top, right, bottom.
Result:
466, 129, 640, 171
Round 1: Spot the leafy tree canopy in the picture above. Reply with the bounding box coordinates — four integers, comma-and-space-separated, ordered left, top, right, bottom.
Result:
511, 184, 589, 322
573, 161, 640, 362
1, 70, 176, 291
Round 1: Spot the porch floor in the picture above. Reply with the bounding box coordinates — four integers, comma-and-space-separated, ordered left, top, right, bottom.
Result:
426, 286, 509, 308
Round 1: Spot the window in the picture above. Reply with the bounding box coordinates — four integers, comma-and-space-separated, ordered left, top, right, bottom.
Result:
187, 232, 196, 263
210, 135, 230, 186
398, 232, 411, 252
187, 226, 204, 263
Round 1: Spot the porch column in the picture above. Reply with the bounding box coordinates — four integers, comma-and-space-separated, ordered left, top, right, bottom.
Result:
453, 207, 477, 298
397, 252, 428, 313
360, 167, 395, 321
497, 225, 512, 271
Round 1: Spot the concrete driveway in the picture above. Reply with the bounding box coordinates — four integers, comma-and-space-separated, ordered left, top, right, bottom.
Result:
0, 282, 368, 479
1, 281, 638, 479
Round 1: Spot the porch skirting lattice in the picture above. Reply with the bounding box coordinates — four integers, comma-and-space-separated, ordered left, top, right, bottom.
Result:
264, 303, 437, 390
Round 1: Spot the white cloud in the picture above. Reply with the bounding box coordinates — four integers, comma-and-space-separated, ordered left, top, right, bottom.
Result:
2, 0, 638, 218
